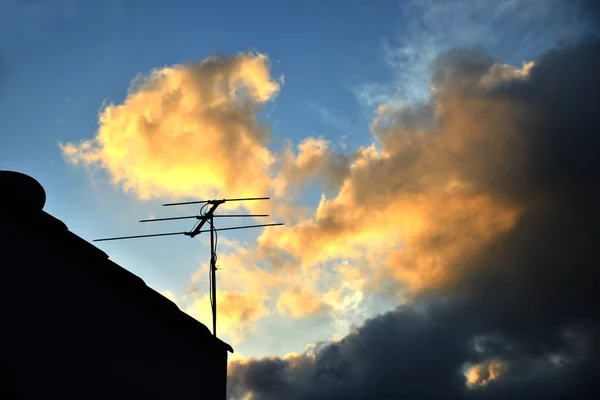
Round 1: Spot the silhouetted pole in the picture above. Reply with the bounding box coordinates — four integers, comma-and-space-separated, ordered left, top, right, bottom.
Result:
210, 215, 217, 337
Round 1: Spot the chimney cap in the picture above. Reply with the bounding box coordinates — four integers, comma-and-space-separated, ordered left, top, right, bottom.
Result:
0, 171, 46, 211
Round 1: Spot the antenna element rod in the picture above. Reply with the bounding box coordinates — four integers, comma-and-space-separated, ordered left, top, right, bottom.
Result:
163, 197, 270, 206
212, 214, 269, 218
93, 231, 186, 242
139, 216, 197, 222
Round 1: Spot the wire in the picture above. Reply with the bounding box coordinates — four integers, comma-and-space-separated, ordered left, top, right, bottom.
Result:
200, 203, 208, 216
212, 224, 220, 304
210, 222, 220, 335
199, 206, 220, 332
209, 218, 219, 310
190, 203, 209, 233
214, 224, 219, 269
209, 219, 213, 308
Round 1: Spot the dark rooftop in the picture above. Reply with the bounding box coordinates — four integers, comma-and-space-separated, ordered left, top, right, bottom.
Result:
0, 170, 233, 353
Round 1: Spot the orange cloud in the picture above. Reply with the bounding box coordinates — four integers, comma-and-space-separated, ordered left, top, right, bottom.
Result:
162, 287, 267, 344
257, 59, 531, 296
60, 52, 282, 206
276, 285, 324, 318
69, 50, 542, 337
181, 290, 268, 345
217, 245, 329, 320
279, 137, 333, 187
182, 246, 283, 343
162, 54, 538, 336
465, 359, 508, 387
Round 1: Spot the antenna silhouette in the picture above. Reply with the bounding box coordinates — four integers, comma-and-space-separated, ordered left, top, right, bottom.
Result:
94, 197, 283, 337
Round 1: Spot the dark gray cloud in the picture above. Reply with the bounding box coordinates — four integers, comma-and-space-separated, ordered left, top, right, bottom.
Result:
227, 36, 600, 400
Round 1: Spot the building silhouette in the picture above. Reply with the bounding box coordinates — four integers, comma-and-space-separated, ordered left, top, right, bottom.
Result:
0, 170, 233, 399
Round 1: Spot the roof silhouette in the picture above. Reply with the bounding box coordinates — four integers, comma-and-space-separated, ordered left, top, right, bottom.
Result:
0, 170, 232, 399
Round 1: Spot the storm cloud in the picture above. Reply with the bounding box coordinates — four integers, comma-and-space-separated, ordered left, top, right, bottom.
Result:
228, 37, 600, 399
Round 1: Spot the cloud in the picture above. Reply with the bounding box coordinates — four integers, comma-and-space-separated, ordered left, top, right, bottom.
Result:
277, 137, 355, 195
228, 306, 471, 399
181, 246, 284, 344
56, 8, 600, 396
60, 52, 282, 204
185, 290, 269, 345
322, 273, 370, 339
229, 301, 596, 399
259, 49, 529, 294
228, 37, 600, 399
278, 137, 330, 187
163, 288, 268, 344
352, 82, 401, 109
159, 290, 177, 304
464, 359, 508, 387
58, 50, 347, 226
276, 285, 324, 318
355, 0, 596, 107
308, 103, 353, 133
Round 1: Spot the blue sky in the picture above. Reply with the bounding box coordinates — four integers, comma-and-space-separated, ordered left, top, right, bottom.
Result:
1, 0, 595, 360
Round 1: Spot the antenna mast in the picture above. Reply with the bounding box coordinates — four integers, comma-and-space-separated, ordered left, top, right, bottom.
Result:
94, 197, 283, 337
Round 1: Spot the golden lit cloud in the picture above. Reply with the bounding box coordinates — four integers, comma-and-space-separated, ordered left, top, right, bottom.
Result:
228, 351, 248, 366
147, 55, 538, 340
276, 285, 324, 318
276, 136, 356, 199
465, 359, 508, 387
68, 49, 543, 341
257, 59, 531, 296
60, 52, 282, 204
182, 246, 283, 343
278, 137, 331, 187
164, 285, 269, 344
218, 246, 328, 320
175, 289, 268, 345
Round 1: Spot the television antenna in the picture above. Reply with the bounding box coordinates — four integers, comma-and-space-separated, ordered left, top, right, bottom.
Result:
93, 197, 283, 337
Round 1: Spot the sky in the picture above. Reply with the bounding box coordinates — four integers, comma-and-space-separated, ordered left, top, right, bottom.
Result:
1, 0, 600, 398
